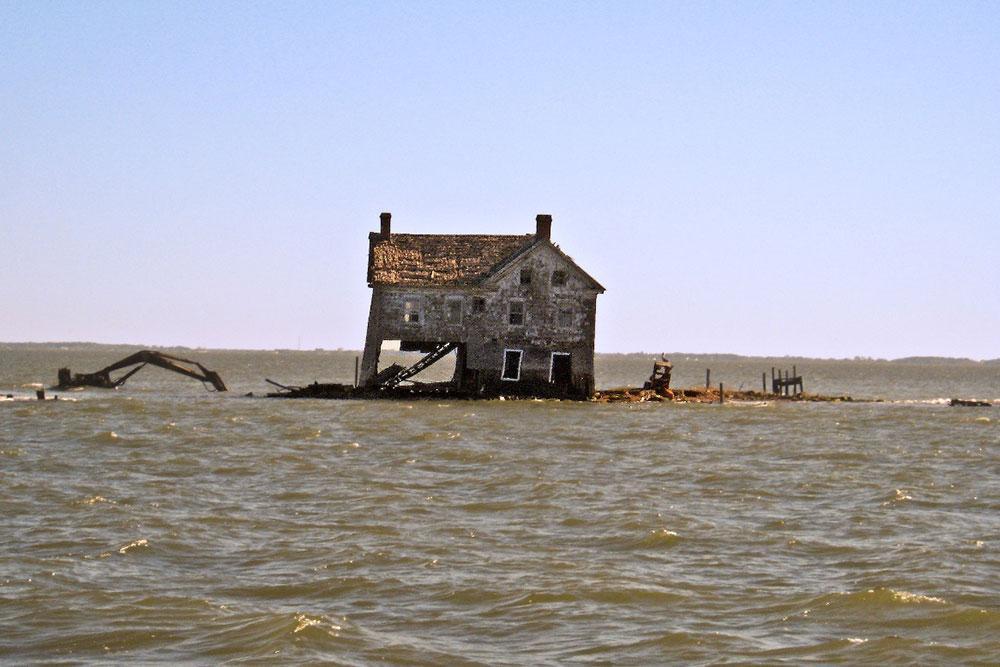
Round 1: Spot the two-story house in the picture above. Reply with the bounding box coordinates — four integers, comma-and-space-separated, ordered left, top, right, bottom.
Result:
359, 213, 604, 399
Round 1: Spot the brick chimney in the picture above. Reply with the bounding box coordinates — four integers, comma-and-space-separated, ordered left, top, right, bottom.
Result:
379, 212, 391, 240
535, 213, 552, 241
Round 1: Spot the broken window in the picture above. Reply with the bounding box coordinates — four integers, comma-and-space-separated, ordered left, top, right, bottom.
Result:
502, 349, 522, 381
551, 270, 566, 286
520, 268, 532, 285
472, 297, 486, 313
508, 300, 524, 326
445, 298, 463, 325
403, 299, 421, 324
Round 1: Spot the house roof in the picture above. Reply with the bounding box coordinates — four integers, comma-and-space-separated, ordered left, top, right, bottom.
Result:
368, 232, 535, 286
367, 230, 606, 292
486, 238, 606, 293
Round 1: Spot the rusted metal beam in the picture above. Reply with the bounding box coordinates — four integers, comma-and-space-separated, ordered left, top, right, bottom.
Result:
56, 351, 227, 391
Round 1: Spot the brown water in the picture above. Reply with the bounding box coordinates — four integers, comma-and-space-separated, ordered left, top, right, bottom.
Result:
1, 345, 998, 663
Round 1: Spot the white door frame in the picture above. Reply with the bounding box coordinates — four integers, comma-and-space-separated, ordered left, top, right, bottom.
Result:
502, 348, 523, 381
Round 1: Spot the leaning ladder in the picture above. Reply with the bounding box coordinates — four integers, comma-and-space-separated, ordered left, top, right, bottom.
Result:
382, 342, 458, 387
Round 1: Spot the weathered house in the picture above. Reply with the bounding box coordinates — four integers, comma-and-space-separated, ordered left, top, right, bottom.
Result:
360, 212, 605, 398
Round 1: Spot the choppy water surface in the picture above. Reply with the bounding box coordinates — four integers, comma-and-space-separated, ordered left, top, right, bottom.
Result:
1, 346, 998, 663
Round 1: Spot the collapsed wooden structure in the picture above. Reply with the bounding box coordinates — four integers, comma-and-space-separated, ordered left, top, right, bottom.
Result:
771, 366, 803, 396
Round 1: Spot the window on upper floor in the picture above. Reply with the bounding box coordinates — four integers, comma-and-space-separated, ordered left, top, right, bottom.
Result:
472, 297, 486, 313
520, 268, 532, 285
403, 299, 421, 324
551, 270, 567, 286
445, 298, 463, 325
508, 300, 524, 326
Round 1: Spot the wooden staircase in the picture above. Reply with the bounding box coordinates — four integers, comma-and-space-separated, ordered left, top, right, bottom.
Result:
377, 342, 458, 388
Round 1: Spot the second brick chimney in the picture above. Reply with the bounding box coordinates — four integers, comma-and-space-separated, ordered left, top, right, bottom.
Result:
535, 214, 552, 241
379, 212, 391, 240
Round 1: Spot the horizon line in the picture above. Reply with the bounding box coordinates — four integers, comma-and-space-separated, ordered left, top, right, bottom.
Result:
1, 340, 996, 364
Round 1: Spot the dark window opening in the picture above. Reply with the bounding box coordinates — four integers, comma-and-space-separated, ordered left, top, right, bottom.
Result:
445, 299, 462, 324
502, 349, 522, 381
551, 270, 567, 286
403, 300, 420, 323
472, 297, 486, 313
558, 309, 573, 327
520, 268, 532, 285
508, 301, 524, 326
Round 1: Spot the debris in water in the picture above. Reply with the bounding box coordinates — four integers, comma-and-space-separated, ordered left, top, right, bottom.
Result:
55, 350, 227, 392
950, 398, 992, 407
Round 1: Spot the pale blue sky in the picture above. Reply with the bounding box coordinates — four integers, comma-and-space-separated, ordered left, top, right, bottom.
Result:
2, 1, 998, 358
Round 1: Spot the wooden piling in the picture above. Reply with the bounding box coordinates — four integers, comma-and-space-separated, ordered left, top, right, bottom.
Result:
354, 356, 359, 387
719, 382, 724, 404
706, 368, 711, 388
762, 372, 767, 394
36, 389, 45, 400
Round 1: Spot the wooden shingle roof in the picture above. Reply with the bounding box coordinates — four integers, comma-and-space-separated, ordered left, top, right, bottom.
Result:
367, 233, 536, 287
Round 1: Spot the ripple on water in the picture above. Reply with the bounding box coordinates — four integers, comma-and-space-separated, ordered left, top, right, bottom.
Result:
85, 430, 121, 444
630, 528, 683, 550
116, 538, 149, 555
773, 587, 1000, 632
181, 610, 352, 660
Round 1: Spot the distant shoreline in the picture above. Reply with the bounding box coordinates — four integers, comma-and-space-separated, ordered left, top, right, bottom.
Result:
1, 341, 997, 365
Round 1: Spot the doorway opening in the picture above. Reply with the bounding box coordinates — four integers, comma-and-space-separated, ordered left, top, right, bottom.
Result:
550, 352, 572, 387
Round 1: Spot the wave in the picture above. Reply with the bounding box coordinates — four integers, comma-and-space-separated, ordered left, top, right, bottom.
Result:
632, 528, 683, 549
880, 488, 913, 506
85, 430, 122, 443
778, 587, 1000, 628
117, 538, 149, 555
180, 610, 351, 659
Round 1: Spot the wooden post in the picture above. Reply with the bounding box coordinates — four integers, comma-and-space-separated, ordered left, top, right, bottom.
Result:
771, 367, 775, 393
36, 389, 45, 400
706, 368, 711, 389
719, 382, 724, 404
762, 372, 767, 394
354, 356, 360, 387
